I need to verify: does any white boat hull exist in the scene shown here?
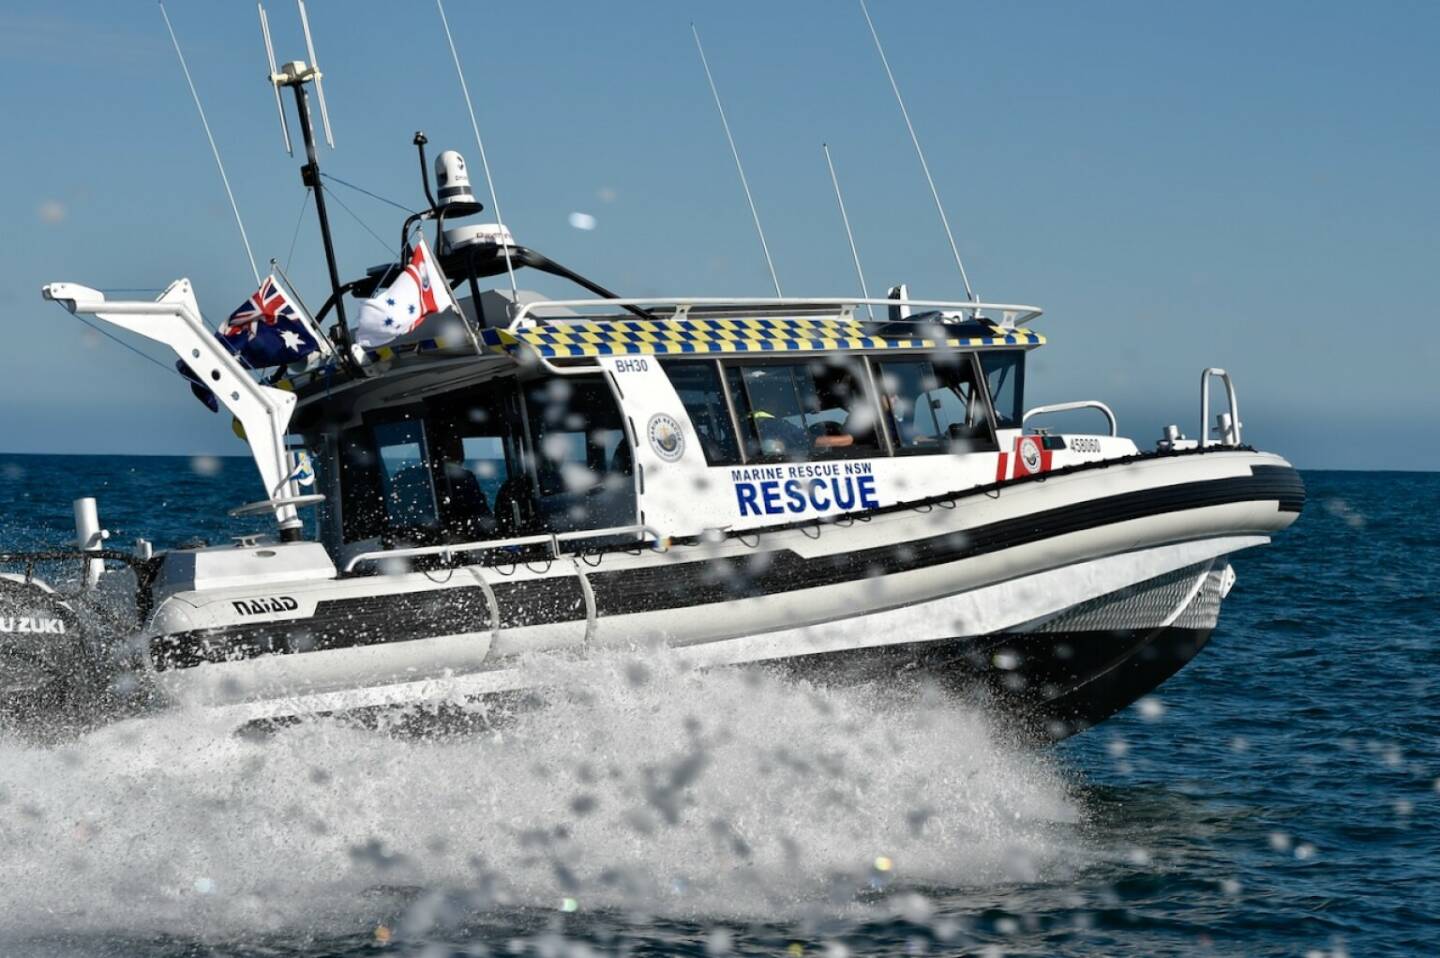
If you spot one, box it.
[141,447,1304,737]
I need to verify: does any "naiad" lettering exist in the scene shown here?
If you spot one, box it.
[231,596,300,616]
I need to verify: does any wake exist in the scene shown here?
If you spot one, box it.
[0,649,1085,945]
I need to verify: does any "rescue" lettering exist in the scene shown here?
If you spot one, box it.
[731,462,880,517]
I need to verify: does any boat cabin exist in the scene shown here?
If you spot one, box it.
[286,297,1048,570]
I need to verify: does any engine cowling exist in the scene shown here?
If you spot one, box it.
[0,575,92,728]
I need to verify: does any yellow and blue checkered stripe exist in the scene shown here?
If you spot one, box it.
[476,317,1043,359]
[281,317,1043,389]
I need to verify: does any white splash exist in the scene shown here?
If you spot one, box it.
[0,651,1083,943]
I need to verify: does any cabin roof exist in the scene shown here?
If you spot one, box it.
[284,311,1044,398]
[349,315,1044,366]
[480,315,1043,358]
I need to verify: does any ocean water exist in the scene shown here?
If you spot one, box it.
[0,455,1436,957]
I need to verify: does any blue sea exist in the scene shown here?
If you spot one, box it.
[0,455,1436,957]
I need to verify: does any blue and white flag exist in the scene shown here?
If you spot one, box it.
[220,275,319,368]
[353,236,457,348]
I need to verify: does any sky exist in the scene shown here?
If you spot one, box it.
[0,1,1435,469]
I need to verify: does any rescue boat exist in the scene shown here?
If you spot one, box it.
[4,245,1303,741]
[0,13,1303,741]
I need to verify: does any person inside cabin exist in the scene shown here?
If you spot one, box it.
[748,408,811,460]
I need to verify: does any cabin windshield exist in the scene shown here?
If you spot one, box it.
[334,374,636,548]
[875,354,997,453]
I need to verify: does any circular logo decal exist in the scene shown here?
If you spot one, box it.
[1020,437,1043,473]
[647,413,686,462]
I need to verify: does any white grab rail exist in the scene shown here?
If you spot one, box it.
[1023,401,1118,437]
[342,523,661,573]
[1200,368,1242,446]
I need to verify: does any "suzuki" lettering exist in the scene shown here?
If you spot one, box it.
[0,617,67,635]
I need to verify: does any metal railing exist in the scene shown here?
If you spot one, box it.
[342,523,662,573]
[506,296,1045,331]
[1022,401,1118,437]
[1200,368,1242,447]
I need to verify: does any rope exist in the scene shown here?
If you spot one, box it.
[321,183,397,256]
[319,172,418,215]
[285,189,311,271]
[69,312,178,377]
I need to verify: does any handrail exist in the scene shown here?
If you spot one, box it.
[1200,368,1242,447]
[342,523,659,573]
[506,296,1045,331]
[229,494,327,518]
[1023,401,1118,437]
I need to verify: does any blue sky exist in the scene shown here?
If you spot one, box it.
[0,1,1435,469]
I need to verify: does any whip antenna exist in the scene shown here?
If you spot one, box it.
[296,0,334,148]
[692,24,782,297]
[256,0,365,375]
[159,0,261,287]
[258,3,291,154]
[859,0,975,303]
[435,0,519,306]
[823,144,874,321]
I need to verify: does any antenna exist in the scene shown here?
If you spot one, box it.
[692,24,783,298]
[435,0,519,307]
[257,2,291,154]
[822,144,874,321]
[256,0,363,375]
[295,0,334,148]
[859,0,976,304]
[158,0,261,288]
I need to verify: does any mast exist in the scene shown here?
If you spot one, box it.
[287,75,347,336]
[259,1,363,371]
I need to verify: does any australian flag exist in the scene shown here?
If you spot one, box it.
[219,275,318,368]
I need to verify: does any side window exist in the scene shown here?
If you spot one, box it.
[339,426,384,542]
[729,361,881,462]
[372,419,439,530]
[523,378,636,533]
[726,365,761,460]
[424,380,524,541]
[661,361,742,465]
[878,355,996,453]
[979,350,1026,430]
[460,436,509,507]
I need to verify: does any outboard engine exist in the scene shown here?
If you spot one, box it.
[0,499,152,737]
[0,574,97,729]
